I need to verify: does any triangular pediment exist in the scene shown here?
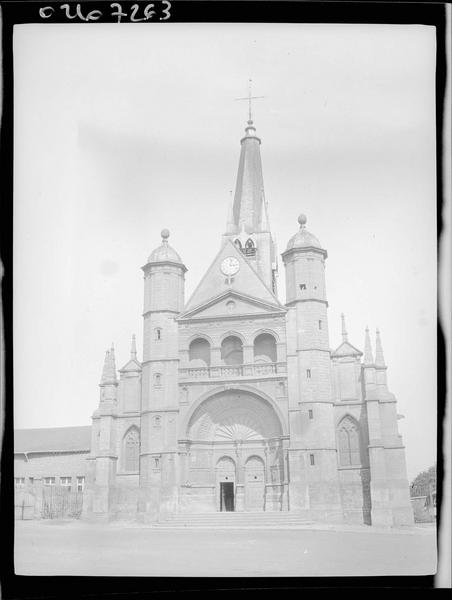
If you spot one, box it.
[331,341,363,358]
[118,358,142,373]
[184,239,280,312]
[178,289,286,321]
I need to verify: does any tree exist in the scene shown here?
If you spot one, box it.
[410,464,436,497]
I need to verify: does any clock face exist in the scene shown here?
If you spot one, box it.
[220,256,240,276]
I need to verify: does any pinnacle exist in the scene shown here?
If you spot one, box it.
[364,326,374,365]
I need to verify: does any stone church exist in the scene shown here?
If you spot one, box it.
[83,115,414,526]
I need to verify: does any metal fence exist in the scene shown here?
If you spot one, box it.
[15,487,84,519]
[42,486,83,519]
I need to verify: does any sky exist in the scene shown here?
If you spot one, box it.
[13,23,438,480]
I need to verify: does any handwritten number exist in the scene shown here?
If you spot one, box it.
[110,2,127,23]
[39,6,54,19]
[144,4,156,20]
[130,4,146,22]
[86,10,102,21]
[40,1,170,22]
[60,4,78,20]
[160,1,171,21]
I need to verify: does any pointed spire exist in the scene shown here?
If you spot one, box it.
[259,188,270,232]
[225,194,237,235]
[100,344,117,384]
[100,349,110,384]
[375,328,386,367]
[341,313,348,343]
[230,100,266,235]
[364,326,374,365]
[130,334,137,360]
[109,342,117,375]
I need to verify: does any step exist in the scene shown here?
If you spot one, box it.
[154,512,314,528]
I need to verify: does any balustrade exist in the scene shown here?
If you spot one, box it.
[179,362,286,380]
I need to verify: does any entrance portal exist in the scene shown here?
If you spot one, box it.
[220,482,235,511]
[216,456,236,512]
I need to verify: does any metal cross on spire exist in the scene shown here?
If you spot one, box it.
[235,79,265,122]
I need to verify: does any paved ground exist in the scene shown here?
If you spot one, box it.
[14,520,437,577]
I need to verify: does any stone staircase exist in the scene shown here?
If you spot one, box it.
[154,511,313,529]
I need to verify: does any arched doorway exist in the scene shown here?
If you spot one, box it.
[245,456,265,511]
[216,456,236,511]
[184,389,286,512]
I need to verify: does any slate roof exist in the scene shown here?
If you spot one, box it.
[14,426,92,454]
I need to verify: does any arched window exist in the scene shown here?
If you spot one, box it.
[253,333,277,363]
[338,417,361,466]
[154,373,162,387]
[221,335,243,365]
[245,238,256,256]
[153,415,161,428]
[154,328,162,341]
[124,428,140,472]
[189,338,211,366]
[234,239,242,250]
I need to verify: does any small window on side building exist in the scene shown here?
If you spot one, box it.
[306,369,311,378]
[309,454,315,466]
[60,477,72,491]
[308,409,314,420]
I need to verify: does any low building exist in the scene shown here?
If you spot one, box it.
[14,426,91,519]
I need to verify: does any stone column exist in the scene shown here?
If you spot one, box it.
[210,346,222,376]
[235,441,245,511]
[242,344,254,376]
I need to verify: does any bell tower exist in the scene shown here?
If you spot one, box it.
[223,94,278,295]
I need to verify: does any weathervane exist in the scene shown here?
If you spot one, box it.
[235,78,265,122]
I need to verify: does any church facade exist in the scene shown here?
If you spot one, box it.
[83,116,414,526]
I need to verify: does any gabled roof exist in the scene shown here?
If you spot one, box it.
[14,426,92,454]
[183,238,281,312]
[119,358,142,373]
[178,289,286,321]
[331,341,363,358]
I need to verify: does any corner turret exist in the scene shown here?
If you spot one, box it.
[139,229,186,519]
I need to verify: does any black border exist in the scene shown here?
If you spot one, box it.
[0,1,447,596]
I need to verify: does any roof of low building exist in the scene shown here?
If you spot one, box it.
[14,426,92,454]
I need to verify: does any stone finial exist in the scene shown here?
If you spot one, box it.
[341,313,348,343]
[375,328,386,367]
[364,326,374,365]
[161,229,170,242]
[131,334,137,360]
[298,214,307,228]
